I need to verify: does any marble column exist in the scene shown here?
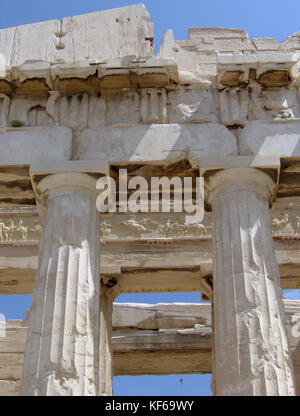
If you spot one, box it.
[206,167,296,396]
[21,172,100,396]
[99,287,114,396]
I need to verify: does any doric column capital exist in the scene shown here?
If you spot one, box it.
[199,156,280,210]
[30,160,109,215]
[36,171,97,199]
[205,167,277,208]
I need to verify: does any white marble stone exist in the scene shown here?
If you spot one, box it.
[106,91,140,126]
[12,61,51,85]
[50,60,97,80]
[59,5,154,62]
[239,120,300,156]
[2,4,300,398]
[219,88,249,126]
[248,86,300,121]
[158,30,217,87]
[87,95,106,128]
[0,5,154,78]
[0,127,72,163]
[0,20,60,68]
[21,172,101,396]
[140,89,167,124]
[168,90,219,123]
[73,123,237,161]
[8,97,52,127]
[252,38,279,51]
[207,168,296,396]
[0,26,15,73]
[59,93,89,131]
[99,290,113,396]
[0,94,10,127]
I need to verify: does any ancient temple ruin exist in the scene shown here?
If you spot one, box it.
[0,4,300,396]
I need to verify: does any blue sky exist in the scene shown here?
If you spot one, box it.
[1,0,300,397]
[2,0,300,52]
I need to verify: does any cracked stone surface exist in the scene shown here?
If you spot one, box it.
[209,168,296,396]
[21,174,100,396]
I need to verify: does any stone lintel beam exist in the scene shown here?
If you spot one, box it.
[4,156,300,210]
[1,238,300,295]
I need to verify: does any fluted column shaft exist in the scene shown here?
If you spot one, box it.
[21,173,100,396]
[99,288,113,396]
[208,168,295,396]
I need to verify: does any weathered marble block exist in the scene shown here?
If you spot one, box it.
[73,123,237,161]
[239,120,300,156]
[0,20,60,68]
[0,127,72,163]
[168,90,220,124]
[59,4,154,62]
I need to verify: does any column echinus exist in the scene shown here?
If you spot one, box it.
[21,161,108,396]
[202,158,296,396]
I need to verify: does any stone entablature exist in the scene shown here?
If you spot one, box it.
[2,6,300,162]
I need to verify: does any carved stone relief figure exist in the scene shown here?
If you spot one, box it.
[0,217,41,242]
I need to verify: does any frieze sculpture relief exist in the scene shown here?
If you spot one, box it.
[2,206,300,243]
[0,218,41,242]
